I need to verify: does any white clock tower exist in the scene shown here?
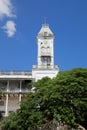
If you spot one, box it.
[32,24,59,81]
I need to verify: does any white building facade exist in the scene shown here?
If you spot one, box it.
[0,24,59,116]
[0,71,32,116]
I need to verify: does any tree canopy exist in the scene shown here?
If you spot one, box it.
[0,89,2,99]
[0,89,3,121]
[1,68,87,130]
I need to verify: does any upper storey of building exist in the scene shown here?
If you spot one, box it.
[37,24,54,39]
[0,71,32,80]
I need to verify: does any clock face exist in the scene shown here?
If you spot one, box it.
[40,40,50,49]
[40,40,48,46]
[44,40,48,44]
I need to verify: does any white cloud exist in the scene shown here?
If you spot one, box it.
[0,0,17,37]
[2,20,16,37]
[0,0,15,19]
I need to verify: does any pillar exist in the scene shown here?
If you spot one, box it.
[5,80,9,116]
[19,80,22,102]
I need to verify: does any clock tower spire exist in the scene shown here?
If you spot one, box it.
[37,24,54,69]
[32,24,59,81]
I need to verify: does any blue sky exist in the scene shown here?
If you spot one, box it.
[0,0,87,71]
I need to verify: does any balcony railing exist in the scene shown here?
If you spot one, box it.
[2,89,31,94]
[33,65,59,70]
[0,71,31,75]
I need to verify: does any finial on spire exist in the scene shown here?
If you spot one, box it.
[43,17,49,27]
[44,17,47,25]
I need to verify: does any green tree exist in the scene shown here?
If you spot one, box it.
[52,68,87,129]
[1,68,87,130]
[0,90,2,99]
[0,112,21,130]
[0,90,3,121]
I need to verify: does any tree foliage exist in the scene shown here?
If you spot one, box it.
[0,89,3,121]
[0,89,2,100]
[1,68,87,130]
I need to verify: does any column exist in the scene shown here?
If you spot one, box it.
[5,80,9,116]
[19,80,22,102]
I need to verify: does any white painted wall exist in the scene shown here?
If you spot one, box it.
[32,68,59,82]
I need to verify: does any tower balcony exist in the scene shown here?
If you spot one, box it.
[32,65,59,70]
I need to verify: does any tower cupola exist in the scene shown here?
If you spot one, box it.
[37,24,54,39]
